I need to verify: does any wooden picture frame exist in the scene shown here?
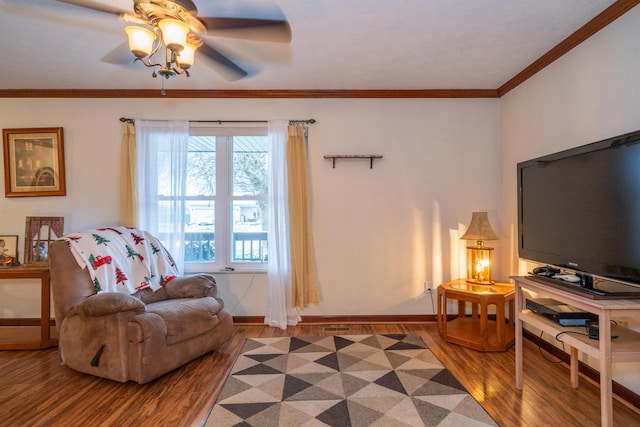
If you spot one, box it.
[0,235,20,267]
[3,127,66,197]
[24,216,64,265]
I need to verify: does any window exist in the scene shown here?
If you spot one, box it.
[181,126,268,272]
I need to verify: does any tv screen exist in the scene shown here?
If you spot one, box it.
[517,129,640,288]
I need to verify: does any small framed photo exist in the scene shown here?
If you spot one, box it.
[3,127,66,197]
[0,235,19,267]
[24,216,64,265]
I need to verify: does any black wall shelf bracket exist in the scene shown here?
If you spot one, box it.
[324,155,383,169]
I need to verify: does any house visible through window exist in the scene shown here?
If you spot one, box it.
[174,126,268,271]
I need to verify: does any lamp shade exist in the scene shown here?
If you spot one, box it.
[125,26,157,58]
[460,212,498,247]
[177,42,197,68]
[158,18,189,52]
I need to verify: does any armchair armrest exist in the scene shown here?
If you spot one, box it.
[71,292,146,317]
[164,273,217,299]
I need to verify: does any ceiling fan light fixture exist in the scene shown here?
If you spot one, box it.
[125,26,157,58]
[48,0,293,85]
[157,18,189,53]
[123,16,193,81]
[177,42,197,69]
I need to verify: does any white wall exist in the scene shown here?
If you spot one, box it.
[500,4,640,396]
[0,97,501,318]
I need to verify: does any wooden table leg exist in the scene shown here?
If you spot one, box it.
[570,347,579,388]
[495,299,505,349]
[479,300,488,348]
[599,310,613,427]
[437,287,447,338]
[515,283,523,390]
[40,269,52,348]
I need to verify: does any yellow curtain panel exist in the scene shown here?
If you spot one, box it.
[287,125,319,308]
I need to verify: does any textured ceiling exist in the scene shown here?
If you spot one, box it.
[0,0,618,91]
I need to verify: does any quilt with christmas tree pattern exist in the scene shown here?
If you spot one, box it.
[62,227,179,294]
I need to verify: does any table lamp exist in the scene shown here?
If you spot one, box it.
[461,212,499,284]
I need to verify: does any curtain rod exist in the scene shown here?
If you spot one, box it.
[119,117,316,125]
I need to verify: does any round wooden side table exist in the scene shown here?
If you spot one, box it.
[437,279,515,351]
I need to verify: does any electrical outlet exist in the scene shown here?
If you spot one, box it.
[424,281,433,292]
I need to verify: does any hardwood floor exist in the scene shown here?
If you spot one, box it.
[1,322,639,426]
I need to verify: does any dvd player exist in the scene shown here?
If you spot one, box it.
[525,298,598,326]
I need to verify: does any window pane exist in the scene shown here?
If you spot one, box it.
[232,200,267,262]
[232,136,268,196]
[187,136,216,197]
[185,200,215,262]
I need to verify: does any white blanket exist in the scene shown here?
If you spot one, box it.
[62,227,179,294]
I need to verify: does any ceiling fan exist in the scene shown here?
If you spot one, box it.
[56,0,292,80]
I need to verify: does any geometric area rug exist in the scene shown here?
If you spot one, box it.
[206,334,497,426]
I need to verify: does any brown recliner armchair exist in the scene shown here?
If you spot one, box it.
[49,236,233,384]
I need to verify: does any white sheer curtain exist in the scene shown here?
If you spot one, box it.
[265,120,301,329]
[134,119,189,274]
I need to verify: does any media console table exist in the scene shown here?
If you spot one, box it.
[0,265,56,350]
[512,275,640,427]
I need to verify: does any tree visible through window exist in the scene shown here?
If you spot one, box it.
[183,130,268,271]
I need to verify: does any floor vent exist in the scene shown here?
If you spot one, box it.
[323,327,351,332]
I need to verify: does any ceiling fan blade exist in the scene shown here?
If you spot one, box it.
[55,0,129,17]
[198,17,291,43]
[197,42,249,81]
[101,41,135,66]
[175,0,197,12]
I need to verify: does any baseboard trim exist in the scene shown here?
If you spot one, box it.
[0,318,55,327]
[232,316,265,325]
[232,314,435,325]
[301,314,435,324]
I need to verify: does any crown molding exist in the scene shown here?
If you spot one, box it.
[0,89,499,99]
[498,0,640,96]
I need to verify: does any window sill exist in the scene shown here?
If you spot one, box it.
[184,267,267,275]
[213,269,267,274]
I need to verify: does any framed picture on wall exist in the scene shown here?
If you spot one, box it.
[24,216,64,265]
[0,235,19,267]
[2,127,66,197]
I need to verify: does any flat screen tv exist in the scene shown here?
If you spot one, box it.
[517,129,640,297]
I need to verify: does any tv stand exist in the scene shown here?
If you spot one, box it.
[512,275,640,427]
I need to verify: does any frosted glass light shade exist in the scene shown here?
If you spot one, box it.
[158,18,189,52]
[125,26,156,58]
[177,43,197,68]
